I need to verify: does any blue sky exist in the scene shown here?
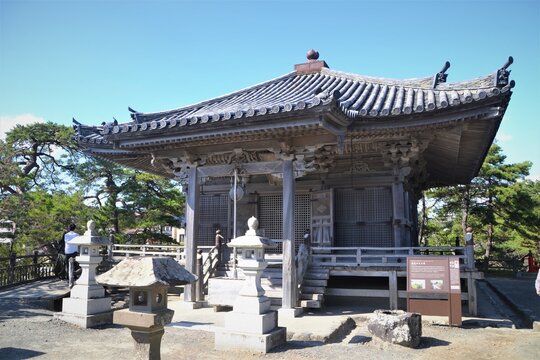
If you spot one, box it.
[1,0,539,178]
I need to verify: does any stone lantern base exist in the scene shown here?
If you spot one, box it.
[54,308,113,328]
[214,326,286,354]
[54,296,112,328]
[214,287,286,353]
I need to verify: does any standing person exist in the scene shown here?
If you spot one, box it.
[215,229,225,266]
[215,229,224,247]
[64,224,79,281]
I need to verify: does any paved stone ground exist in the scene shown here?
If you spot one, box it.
[0,275,539,359]
[483,274,540,328]
[0,298,539,360]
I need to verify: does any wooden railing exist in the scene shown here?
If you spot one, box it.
[111,244,215,263]
[0,254,55,288]
[111,244,187,261]
[112,243,218,298]
[311,245,475,270]
[201,245,221,293]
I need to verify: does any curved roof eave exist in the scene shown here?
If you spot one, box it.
[75,59,514,148]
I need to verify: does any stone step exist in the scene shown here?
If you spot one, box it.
[300,299,322,309]
[264,288,283,298]
[302,286,326,294]
[262,270,283,279]
[303,272,330,280]
[261,278,282,287]
[305,268,330,274]
[303,279,327,287]
[270,297,282,306]
[300,293,323,301]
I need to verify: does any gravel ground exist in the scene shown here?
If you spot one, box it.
[1,300,539,360]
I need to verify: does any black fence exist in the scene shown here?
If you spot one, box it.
[0,253,55,288]
[477,256,527,276]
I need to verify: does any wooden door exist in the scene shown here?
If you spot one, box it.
[310,189,333,247]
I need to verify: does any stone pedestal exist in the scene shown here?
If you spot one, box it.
[215,217,286,353]
[97,257,197,360]
[132,328,165,360]
[115,308,174,360]
[367,309,422,348]
[55,264,113,327]
[54,221,112,328]
[278,307,304,319]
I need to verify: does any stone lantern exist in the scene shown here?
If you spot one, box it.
[97,257,197,360]
[215,216,286,353]
[54,220,112,328]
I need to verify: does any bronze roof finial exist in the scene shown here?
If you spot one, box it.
[306,49,319,61]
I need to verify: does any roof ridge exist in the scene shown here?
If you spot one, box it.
[137,71,297,118]
[320,67,497,90]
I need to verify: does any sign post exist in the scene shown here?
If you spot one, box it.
[407,256,462,326]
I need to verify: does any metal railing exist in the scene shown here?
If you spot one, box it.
[0,254,55,288]
[311,245,475,269]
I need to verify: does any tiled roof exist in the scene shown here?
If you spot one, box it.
[76,60,514,145]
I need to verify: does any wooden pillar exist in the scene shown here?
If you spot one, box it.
[392,178,405,247]
[184,166,199,302]
[389,270,398,310]
[282,160,297,309]
[467,272,477,316]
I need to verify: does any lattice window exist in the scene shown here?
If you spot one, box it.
[258,193,311,253]
[198,194,229,247]
[335,188,393,247]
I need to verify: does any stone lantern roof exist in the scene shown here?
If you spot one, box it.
[70,220,111,246]
[96,257,197,287]
[228,217,277,249]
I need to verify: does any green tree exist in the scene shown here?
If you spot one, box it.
[0,121,185,253]
[1,122,78,196]
[70,156,131,234]
[422,144,539,262]
[121,172,184,243]
[0,190,94,256]
[471,144,533,261]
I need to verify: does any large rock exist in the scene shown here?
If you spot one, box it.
[367,310,422,348]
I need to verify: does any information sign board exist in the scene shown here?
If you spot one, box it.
[407,256,462,326]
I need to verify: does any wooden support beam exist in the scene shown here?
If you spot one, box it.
[282,159,297,309]
[389,270,398,310]
[392,179,405,247]
[467,272,477,316]
[184,166,199,302]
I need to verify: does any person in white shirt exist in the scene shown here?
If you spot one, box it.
[64,224,79,279]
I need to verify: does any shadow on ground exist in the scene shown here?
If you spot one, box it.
[0,347,45,359]
[0,300,52,322]
[417,337,451,348]
[269,340,325,353]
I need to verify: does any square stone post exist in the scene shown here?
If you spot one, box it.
[281,159,298,313]
[184,166,199,303]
